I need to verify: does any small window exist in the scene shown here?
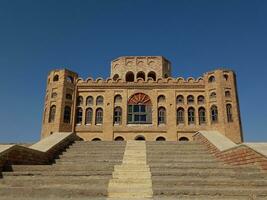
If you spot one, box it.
[96,96,104,106]
[197,95,205,104]
[126,71,135,82]
[208,76,215,83]
[198,107,206,125]
[223,74,229,81]
[113,74,119,81]
[177,108,184,124]
[48,105,56,123]
[63,106,71,123]
[77,96,83,106]
[210,92,216,99]
[225,91,231,97]
[158,107,166,125]
[51,92,57,98]
[66,94,72,100]
[156,136,166,141]
[85,108,93,125]
[96,108,103,125]
[226,104,233,122]
[86,96,94,106]
[114,95,122,104]
[76,107,83,124]
[187,95,194,104]
[114,107,122,125]
[179,137,189,142]
[67,76,73,83]
[137,71,146,81]
[188,107,195,125]
[53,75,59,82]
[164,73,169,78]
[115,136,124,141]
[147,71,156,81]
[211,105,218,123]
[176,95,184,104]
[158,95,166,103]
[92,138,101,141]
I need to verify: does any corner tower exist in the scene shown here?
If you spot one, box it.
[41,69,78,138]
[110,56,171,81]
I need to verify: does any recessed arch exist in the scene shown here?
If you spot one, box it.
[135,135,146,141]
[126,71,135,82]
[115,136,124,141]
[179,137,189,142]
[136,71,146,81]
[156,136,166,141]
[53,75,59,82]
[92,138,101,141]
[147,71,156,81]
[208,76,216,83]
[113,74,119,81]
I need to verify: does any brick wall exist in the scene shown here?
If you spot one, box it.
[194,133,267,171]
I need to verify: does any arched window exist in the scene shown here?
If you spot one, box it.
[225,91,231,97]
[51,92,57,98]
[135,135,145,140]
[211,105,218,123]
[158,95,166,103]
[77,96,83,106]
[66,94,72,100]
[53,75,59,82]
[198,107,206,125]
[158,107,166,125]
[187,95,194,104]
[49,105,56,123]
[176,95,184,104]
[223,74,229,81]
[114,95,122,104]
[226,104,233,122]
[125,71,135,82]
[179,137,189,141]
[177,108,184,124]
[127,93,152,124]
[147,71,156,81]
[95,108,103,125]
[197,95,205,104]
[208,76,216,83]
[96,96,104,106]
[63,106,71,123]
[156,136,166,141]
[114,106,122,125]
[115,136,124,141]
[137,71,146,81]
[92,138,101,141]
[76,107,83,124]
[86,96,94,106]
[188,107,195,125]
[210,92,216,99]
[85,108,93,125]
[113,74,119,81]
[67,76,73,83]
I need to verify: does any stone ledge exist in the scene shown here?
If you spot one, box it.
[193,131,267,171]
[0,132,78,175]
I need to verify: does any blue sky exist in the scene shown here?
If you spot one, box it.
[0,0,266,143]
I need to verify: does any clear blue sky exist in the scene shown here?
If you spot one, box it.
[0,0,266,143]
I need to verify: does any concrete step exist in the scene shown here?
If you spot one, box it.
[54,160,122,165]
[147,158,217,162]
[152,195,266,200]
[0,185,108,197]
[152,185,267,196]
[112,171,151,179]
[9,165,115,172]
[58,154,124,159]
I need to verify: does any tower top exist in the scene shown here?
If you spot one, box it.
[110,56,172,82]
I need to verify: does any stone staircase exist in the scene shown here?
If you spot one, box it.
[0,140,267,199]
[0,141,126,199]
[147,141,267,200]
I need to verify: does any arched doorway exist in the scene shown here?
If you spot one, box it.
[179,137,189,142]
[135,135,146,141]
[114,136,124,141]
[156,136,166,141]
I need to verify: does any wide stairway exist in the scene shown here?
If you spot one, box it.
[0,141,267,199]
[0,141,126,199]
[147,141,267,200]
